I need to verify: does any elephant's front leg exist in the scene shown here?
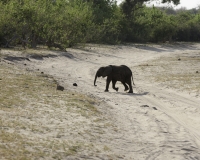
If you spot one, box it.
[105,78,111,92]
[112,80,118,92]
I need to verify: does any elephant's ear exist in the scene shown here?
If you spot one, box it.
[102,66,112,77]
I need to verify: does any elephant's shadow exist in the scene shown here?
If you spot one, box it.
[118,92,149,96]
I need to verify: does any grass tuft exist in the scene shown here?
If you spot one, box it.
[137,55,200,95]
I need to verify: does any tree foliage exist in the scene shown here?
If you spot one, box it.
[120,0,180,18]
[0,0,95,48]
[0,0,200,49]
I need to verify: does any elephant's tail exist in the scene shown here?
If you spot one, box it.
[132,75,135,85]
[94,72,98,86]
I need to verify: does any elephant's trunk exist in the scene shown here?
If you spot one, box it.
[94,72,98,86]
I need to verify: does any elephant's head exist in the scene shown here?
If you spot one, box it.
[94,66,112,86]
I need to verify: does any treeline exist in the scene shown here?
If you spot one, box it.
[0,0,200,49]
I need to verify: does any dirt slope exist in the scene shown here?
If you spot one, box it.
[1,43,200,159]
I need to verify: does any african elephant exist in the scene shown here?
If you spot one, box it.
[94,65,135,93]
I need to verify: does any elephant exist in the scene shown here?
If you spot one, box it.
[94,65,135,93]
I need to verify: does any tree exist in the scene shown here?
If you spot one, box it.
[0,0,95,48]
[175,11,200,41]
[120,0,180,18]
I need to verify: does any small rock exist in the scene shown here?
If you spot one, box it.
[196,71,198,73]
[24,63,27,66]
[57,84,64,91]
[178,58,181,61]
[153,107,157,110]
[73,83,78,86]
[56,135,62,138]
[140,105,149,107]
[26,58,30,61]
[41,72,44,74]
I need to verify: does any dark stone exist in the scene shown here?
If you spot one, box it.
[153,107,157,110]
[196,71,198,73]
[57,84,64,91]
[178,58,181,61]
[140,105,149,107]
[73,83,78,86]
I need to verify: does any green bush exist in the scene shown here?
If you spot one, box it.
[0,0,199,48]
[175,11,200,41]
[121,6,177,42]
[0,0,95,48]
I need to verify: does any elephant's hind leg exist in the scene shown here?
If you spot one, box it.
[126,79,133,93]
[122,82,129,91]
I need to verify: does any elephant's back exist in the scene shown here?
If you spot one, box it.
[120,65,132,74]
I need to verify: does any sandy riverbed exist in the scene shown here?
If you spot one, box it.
[1,43,200,159]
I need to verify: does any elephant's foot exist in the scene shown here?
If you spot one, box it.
[105,89,109,92]
[115,87,119,92]
[128,90,133,93]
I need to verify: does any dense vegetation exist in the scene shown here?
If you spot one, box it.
[0,0,199,49]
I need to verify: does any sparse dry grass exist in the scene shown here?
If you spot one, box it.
[137,54,200,95]
[0,61,110,159]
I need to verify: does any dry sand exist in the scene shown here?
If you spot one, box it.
[1,43,200,159]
